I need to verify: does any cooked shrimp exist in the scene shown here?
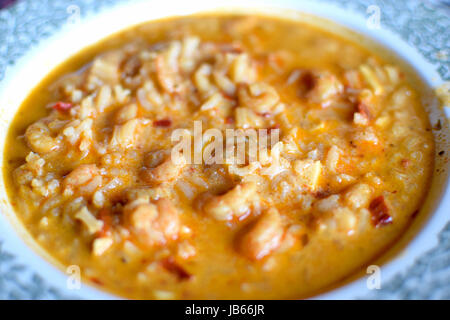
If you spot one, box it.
[64,164,102,195]
[238,208,284,260]
[306,72,344,105]
[124,198,181,246]
[25,121,61,154]
[237,82,280,113]
[203,182,257,221]
[141,150,187,185]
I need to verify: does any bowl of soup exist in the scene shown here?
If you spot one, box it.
[0,0,448,299]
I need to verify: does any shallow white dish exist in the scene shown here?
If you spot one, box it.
[0,0,448,299]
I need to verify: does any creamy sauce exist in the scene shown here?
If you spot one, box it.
[3,14,434,299]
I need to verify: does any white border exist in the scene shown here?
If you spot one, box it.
[0,0,448,299]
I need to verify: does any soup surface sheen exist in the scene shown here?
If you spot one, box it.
[4,14,434,299]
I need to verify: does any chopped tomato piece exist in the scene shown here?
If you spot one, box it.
[258,112,272,118]
[401,159,410,168]
[369,196,392,227]
[90,277,104,286]
[161,257,191,281]
[225,116,234,124]
[153,119,172,128]
[51,101,73,111]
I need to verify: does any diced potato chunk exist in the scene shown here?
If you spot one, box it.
[92,237,113,256]
[293,159,322,191]
[335,207,358,234]
[344,183,372,209]
[354,112,369,126]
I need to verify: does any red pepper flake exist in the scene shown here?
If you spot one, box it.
[90,277,104,286]
[153,119,172,128]
[161,257,191,281]
[51,101,73,112]
[313,190,331,199]
[401,159,410,168]
[301,72,316,92]
[369,196,392,228]
[258,112,272,118]
[295,70,316,97]
[225,116,234,124]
